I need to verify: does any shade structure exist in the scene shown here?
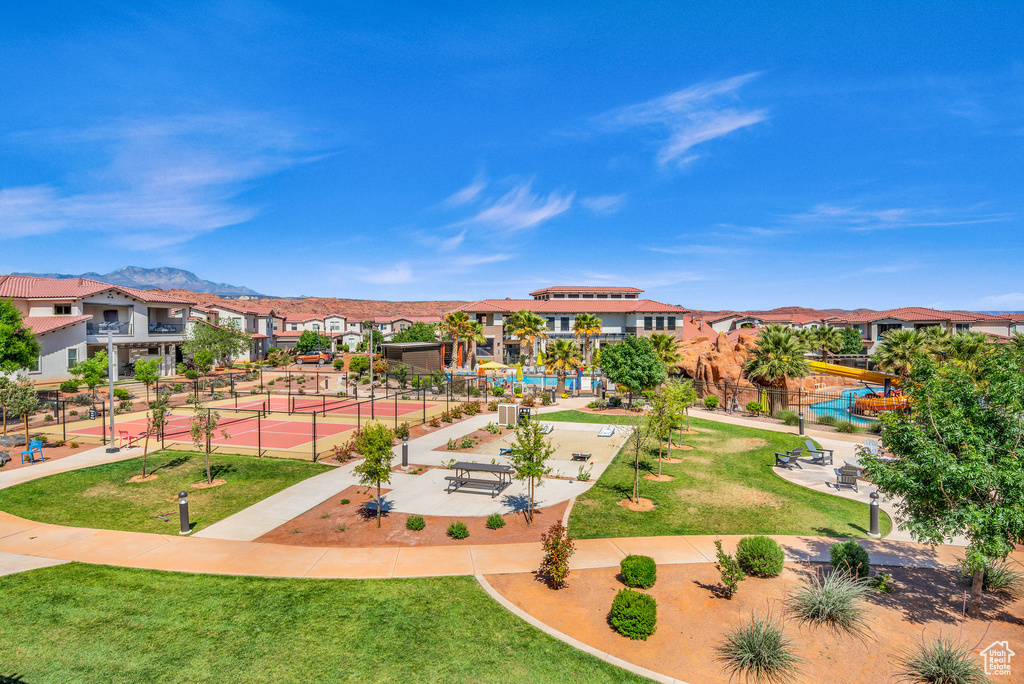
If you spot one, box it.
[477,361,507,370]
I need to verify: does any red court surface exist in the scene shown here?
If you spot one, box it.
[69,413,355,449]
[229,396,438,418]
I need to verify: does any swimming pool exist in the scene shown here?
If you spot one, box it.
[808,387,882,426]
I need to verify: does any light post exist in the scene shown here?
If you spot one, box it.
[103,323,119,453]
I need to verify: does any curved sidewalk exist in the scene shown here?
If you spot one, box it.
[0,510,979,579]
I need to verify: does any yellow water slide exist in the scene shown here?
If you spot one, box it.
[807,360,899,386]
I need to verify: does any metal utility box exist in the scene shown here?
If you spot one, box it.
[497,403,519,427]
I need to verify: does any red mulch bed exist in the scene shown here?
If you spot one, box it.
[256,484,566,547]
[0,440,96,471]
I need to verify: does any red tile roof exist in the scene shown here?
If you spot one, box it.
[284,313,324,322]
[22,315,92,335]
[830,307,1004,324]
[0,275,194,304]
[455,299,687,314]
[202,301,275,317]
[529,285,644,296]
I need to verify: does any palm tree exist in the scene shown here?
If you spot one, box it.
[944,330,990,374]
[808,326,844,362]
[466,320,487,369]
[919,326,950,360]
[541,339,583,396]
[572,313,602,366]
[505,309,548,366]
[873,328,925,377]
[743,325,810,410]
[649,332,681,369]
[440,311,472,368]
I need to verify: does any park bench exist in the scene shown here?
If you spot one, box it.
[445,461,514,498]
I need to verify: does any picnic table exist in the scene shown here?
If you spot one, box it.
[444,461,514,498]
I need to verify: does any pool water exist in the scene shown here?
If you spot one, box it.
[808,387,882,426]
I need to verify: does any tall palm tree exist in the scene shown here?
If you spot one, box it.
[572,313,602,366]
[919,326,950,360]
[440,311,472,368]
[808,325,844,362]
[743,325,810,410]
[541,339,583,395]
[873,328,925,378]
[944,330,990,375]
[466,320,487,369]
[649,332,681,369]
[505,309,548,366]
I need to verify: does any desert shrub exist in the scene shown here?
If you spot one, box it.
[539,521,575,589]
[333,358,345,371]
[450,407,463,420]
[446,520,469,539]
[897,638,988,684]
[620,555,657,589]
[607,395,622,408]
[69,441,79,448]
[774,409,798,426]
[869,573,896,593]
[184,370,199,380]
[736,536,785,578]
[113,387,130,400]
[745,401,764,415]
[440,410,453,423]
[714,539,746,598]
[468,386,481,397]
[716,613,801,684]
[359,377,370,385]
[484,422,502,434]
[43,414,53,423]
[340,498,350,505]
[521,395,535,407]
[119,400,133,412]
[830,541,870,579]
[541,394,551,406]
[429,417,440,428]
[463,402,481,416]
[835,420,859,433]
[958,556,1024,595]
[491,386,504,396]
[609,589,657,640]
[69,409,78,416]
[787,569,870,636]
[588,398,607,410]
[406,515,426,531]
[817,415,837,427]
[393,422,410,440]
[704,395,719,410]
[486,513,506,530]
[487,400,499,411]
[458,436,475,449]
[59,379,81,393]
[513,386,523,397]
[73,394,92,406]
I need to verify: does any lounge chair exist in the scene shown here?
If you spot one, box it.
[20,440,44,464]
[597,426,615,437]
[774,452,798,469]
[834,465,859,492]
[805,439,833,464]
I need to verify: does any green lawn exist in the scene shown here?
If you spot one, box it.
[566,413,891,540]
[540,409,638,424]
[0,564,650,684]
[0,451,331,534]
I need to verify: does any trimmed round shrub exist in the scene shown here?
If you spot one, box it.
[704,395,719,410]
[113,387,130,400]
[736,536,785,578]
[830,541,870,579]
[609,589,657,640]
[59,379,81,393]
[446,520,469,539]
[406,515,425,531]
[485,513,506,530]
[620,555,657,589]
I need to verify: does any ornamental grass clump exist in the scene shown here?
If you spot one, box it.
[787,569,870,637]
[485,513,506,530]
[620,555,657,589]
[957,556,1023,596]
[736,536,785,578]
[609,589,657,640]
[406,515,425,531]
[897,638,989,684]
[716,613,801,684]
[446,520,469,539]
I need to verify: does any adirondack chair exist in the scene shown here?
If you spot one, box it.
[834,465,859,492]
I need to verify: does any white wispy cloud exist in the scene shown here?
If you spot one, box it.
[976,292,1024,308]
[452,181,574,231]
[352,262,414,285]
[647,244,736,256]
[592,73,768,167]
[787,203,1012,232]
[0,112,322,248]
[581,194,626,215]
[443,177,487,207]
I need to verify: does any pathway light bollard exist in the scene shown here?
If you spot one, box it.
[798,411,805,436]
[868,491,881,538]
[402,435,408,468]
[179,491,192,535]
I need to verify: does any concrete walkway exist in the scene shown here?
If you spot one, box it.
[0,550,68,577]
[0,510,997,579]
[0,442,143,489]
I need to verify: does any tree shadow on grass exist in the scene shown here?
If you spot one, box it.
[0,674,28,683]
[208,464,236,480]
[148,455,189,475]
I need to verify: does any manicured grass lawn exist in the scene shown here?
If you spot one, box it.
[0,451,331,534]
[0,564,650,684]
[567,414,891,540]
[540,410,638,424]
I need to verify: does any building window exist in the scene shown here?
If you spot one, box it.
[290,323,298,331]
[67,348,78,370]
[560,317,569,331]
[27,355,40,373]
[547,317,555,330]
[644,317,653,330]
[876,323,902,340]
[954,323,971,333]
[667,316,676,330]
[330,322,339,331]
[272,322,279,331]
[54,305,71,315]
[313,324,320,331]
[655,317,664,330]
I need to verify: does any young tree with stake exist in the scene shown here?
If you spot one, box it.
[140,394,170,481]
[354,423,396,528]
[9,379,39,450]
[189,396,224,485]
[70,350,108,402]
[133,358,160,403]
[508,419,554,524]
[623,410,655,504]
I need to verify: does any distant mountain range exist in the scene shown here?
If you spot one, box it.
[14,266,263,297]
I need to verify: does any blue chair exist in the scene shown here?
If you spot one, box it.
[21,440,44,464]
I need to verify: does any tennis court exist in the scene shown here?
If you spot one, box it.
[225,395,439,418]
[69,412,355,450]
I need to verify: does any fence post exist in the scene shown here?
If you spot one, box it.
[422,386,426,424]
[394,393,398,430]
[257,413,261,458]
[62,400,66,442]
[357,402,361,429]
[312,411,317,462]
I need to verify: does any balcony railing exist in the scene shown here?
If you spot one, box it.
[148,322,184,334]
[87,321,132,335]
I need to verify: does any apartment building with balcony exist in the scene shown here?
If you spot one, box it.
[824,307,1014,354]
[201,302,277,361]
[0,275,195,383]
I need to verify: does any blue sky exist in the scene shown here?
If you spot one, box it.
[1,2,1022,310]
